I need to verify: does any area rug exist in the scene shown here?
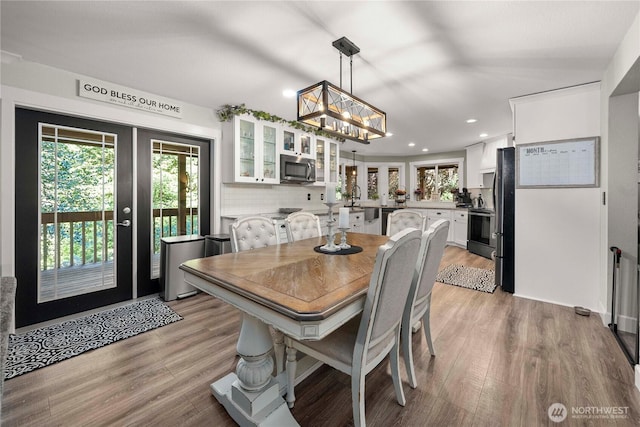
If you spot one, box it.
[436,264,496,293]
[5,297,182,379]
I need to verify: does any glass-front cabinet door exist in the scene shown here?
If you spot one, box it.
[261,123,278,183]
[328,140,338,182]
[314,138,340,185]
[282,129,295,156]
[299,133,313,157]
[316,138,326,183]
[281,128,314,159]
[230,116,279,184]
[237,118,256,181]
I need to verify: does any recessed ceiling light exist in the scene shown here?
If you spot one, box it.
[422,148,429,152]
[479,133,488,138]
[385,132,393,137]
[282,89,296,98]
[408,142,415,147]
[466,119,477,124]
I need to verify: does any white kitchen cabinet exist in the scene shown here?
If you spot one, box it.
[427,209,453,242]
[222,115,280,184]
[281,128,315,159]
[364,217,381,235]
[466,143,483,188]
[315,138,340,185]
[479,135,510,173]
[452,210,468,248]
[350,212,365,232]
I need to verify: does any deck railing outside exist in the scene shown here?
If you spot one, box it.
[41,208,198,270]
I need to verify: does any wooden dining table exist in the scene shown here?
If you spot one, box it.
[180,232,389,427]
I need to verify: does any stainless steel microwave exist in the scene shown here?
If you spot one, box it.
[280,154,316,183]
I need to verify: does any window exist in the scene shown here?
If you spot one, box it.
[388,167,400,198]
[410,158,463,202]
[367,167,378,199]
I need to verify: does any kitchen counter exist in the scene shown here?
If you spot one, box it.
[220,204,471,221]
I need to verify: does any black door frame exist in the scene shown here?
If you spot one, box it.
[15,108,133,328]
[135,128,211,297]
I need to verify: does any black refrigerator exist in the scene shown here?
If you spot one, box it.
[494,147,515,293]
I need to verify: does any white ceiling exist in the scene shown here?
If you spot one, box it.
[1,1,638,156]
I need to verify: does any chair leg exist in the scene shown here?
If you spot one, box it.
[351,369,366,427]
[285,346,297,408]
[401,320,418,389]
[423,302,435,357]
[390,340,406,406]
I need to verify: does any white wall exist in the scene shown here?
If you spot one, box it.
[511,83,601,310]
[0,59,222,276]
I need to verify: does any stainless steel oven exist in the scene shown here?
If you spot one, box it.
[467,208,496,259]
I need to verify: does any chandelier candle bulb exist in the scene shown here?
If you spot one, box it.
[326,183,336,203]
[338,208,350,229]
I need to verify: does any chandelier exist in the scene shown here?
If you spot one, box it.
[297,37,387,144]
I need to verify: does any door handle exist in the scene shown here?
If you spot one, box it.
[117,219,131,227]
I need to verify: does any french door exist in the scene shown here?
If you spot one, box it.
[135,128,210,297]
[15,109,133,327]
[14,110,212,327]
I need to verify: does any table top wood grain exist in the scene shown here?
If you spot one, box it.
[180,233,389,321]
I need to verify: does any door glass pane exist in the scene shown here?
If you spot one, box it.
[151,140,200,278]
[39,124,116,302]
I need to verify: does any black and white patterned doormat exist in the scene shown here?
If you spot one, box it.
[5,297,182,379]
[436,264,496,293]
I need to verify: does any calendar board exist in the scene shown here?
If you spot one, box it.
[516,137,599,188]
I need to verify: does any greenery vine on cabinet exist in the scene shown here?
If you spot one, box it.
[216,104,345,142]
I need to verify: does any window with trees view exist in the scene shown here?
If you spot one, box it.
[411,160,461,201]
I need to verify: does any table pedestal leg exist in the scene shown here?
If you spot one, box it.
[210,313,299,426]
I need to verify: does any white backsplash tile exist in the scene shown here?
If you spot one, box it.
[221,183,329,215]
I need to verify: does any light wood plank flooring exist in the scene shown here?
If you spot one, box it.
[4,246,640,426]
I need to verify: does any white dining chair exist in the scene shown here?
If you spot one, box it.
[284,228,423,427]
[402,219,449,388]
[284,211,322,242]
[386,209,426,236]
[229,215,280,253]
[229,215,285,372]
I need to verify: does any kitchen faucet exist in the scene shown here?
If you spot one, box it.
[349,184,361,207]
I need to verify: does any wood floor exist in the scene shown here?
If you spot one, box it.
[4,246,640,426]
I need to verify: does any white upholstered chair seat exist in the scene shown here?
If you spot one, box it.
[285,228,423,427]
[386,209,426,236]
[285,211,322,242]
[402,219,449,388]
[230,216,280,252]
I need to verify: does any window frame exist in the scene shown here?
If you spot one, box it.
[409,157,464,202]
[362,162,405,201]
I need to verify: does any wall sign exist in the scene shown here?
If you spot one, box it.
[78,79,183,118]
[516,137,600,188]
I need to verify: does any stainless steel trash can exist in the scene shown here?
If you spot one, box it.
[160,235,205,301]
[204,234,231,257]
